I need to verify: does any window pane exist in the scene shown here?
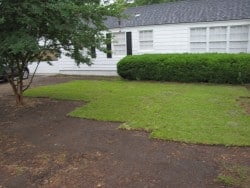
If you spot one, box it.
[190,28,206,42]
[139,30,153,50]
[209,42,227,53]
[229,25,249,53]
[144,30,153,40]
[113,32,126,55]
[230,33,248,41]
[139,30,153,41]
[190,42,206,52]
[113,32,125,44]
[209,26,227,41]
[230,25,249,41]
[229,41,248,53]
[140,41,153,50]
[230,25,249,34]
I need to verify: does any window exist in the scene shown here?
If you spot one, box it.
[190,27,207,53]
[209,26,227,52]
[190,25,249,53]
[113,32,126,55]
[139,30,153,50]
[229,25,249,53]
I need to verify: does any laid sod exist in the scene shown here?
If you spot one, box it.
[25,80,250,146]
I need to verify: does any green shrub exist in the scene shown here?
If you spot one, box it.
[117,54,250,84]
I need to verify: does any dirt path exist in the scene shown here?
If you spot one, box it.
[0,76,249,188]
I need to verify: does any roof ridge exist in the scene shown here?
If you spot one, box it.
[126,0,206,10]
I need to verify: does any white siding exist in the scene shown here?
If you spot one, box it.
[29,19,250,76]
[100,0,134,5]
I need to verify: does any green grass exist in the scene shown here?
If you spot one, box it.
[25,80,250,146]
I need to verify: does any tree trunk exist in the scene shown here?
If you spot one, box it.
[8,77,24,106]
[18,78,24,105]
[15,92,24,106]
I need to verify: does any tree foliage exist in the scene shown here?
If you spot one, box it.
[0,0,121,105]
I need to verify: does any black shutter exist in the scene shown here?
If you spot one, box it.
[126,32,132,55]
[91,47,96,58]
[106,33,112,58]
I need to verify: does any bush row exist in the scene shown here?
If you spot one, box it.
[117,53,250,84]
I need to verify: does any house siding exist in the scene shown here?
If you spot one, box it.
[29,19,250,76]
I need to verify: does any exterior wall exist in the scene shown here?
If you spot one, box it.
[100,0,115,5]
[100,0,134,5]
[29,19,250,76]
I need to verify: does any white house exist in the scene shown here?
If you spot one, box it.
[30,0,250,76]
[101,0,134,5]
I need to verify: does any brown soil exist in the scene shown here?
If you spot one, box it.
[0,75,249,188]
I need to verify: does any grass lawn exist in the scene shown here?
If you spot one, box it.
[25,80,250,146]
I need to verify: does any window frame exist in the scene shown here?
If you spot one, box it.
[229,25,249,53]
[139,29,154,51]
[209,26,227,53]
[189,24,250,53]
[190,27,207,53]
[112,32,127,56]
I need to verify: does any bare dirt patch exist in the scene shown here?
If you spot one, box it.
[238,96,250,115]
[0,76,249,188]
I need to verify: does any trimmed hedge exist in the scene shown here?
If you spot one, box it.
[117,54,250,84]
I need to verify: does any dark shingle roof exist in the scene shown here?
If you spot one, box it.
[105,0,250,28]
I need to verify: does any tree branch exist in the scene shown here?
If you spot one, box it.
[23,39,48,92]
[22,61,40,92]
